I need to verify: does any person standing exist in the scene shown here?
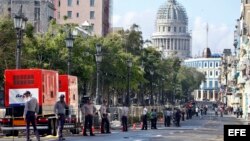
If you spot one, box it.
[23,91,40,141]
[121,105,129,132]
[141,106,148,130]
[54,94,68,141]
[100,100,111,134]
[81,98,96,136]
[175,109,181,127]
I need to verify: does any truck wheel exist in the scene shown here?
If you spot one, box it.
[48,119,57,136]
[6,130,18,136]
[52,119,57,136]
[70,128,80,134]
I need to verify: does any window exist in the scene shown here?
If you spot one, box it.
[90,11,95,19]
[174,27,176,32]
[215,81,218,88]
[67,11,72,18]
[204,81,207,88]
[179,27,181,32]
[68,0,72,6]
[76,12,79,17]
[204,62,207,67]
[58,0,60,7]
[167,39,170,49]
[34,7,40,20]
[35,1,40,6]
[210,71,213,76]
[163,26,165,32]
[168,27,171,32]
[209,81,213,88]
[77,0,79,5]
[90,0,95,6]
[57,12,60,19]
[210,63,213,67]
[183,27,186,33]
[215,62,218,67]
[204,71,207,76]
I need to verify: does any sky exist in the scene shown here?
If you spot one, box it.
[113,0,241,57]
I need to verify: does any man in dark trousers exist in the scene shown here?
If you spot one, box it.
[141,105,148,130]
[23,91,40,141]
[81,98,96,136]
[54,94,68,141]
[121,105,129,131]
[100,100,111,133]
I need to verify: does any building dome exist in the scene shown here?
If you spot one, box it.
[152,0,191,59]
[156,0,188,25]
[202,48,212,58]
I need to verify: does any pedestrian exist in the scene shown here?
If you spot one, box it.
[54,94,68,141]
[121,104,129,131]
[150,109,155,129]
[81,98,96,136]
[154,109,158,129]
[141,105,148,130]
[23,91,40,141]
[100,100,111,134]
[181,108,185,121]
[175,109,181,127]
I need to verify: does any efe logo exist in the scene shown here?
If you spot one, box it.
[228,129,246,136]
[224,125,249,141]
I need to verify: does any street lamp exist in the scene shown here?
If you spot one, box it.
[126,59,132,106]
[149,69,154,106]
[65,29,74,75]
[14,5,28,69]
[95,44,102,105]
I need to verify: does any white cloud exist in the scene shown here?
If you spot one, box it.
[112,9,156,40]
[192,17,234,57]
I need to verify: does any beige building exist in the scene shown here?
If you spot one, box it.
[54,0,111,36]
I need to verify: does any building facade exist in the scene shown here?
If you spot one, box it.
[184,48,221,102]
[54,0,111,36]
[152,0,191,59]
[0,0,55,33]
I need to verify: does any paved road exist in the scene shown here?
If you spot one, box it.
[0,110,246,141]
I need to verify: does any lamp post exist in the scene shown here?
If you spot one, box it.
[126,59,132,106]
[14,5,27,69]
[65,29,74,75]
[150,69,154,106]
[95,44,102,105]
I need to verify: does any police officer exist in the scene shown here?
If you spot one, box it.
[141,105,148,130]
[121,104,129,132]
[100,100,111,133]
[23,91,40,141]
[81,98,96,136]
[54,94,68,141]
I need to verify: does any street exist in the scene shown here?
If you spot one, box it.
[0,110,246,141]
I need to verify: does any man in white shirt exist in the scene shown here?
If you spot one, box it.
[141,106,148,130]
[121,105,129,131]
[100,100,110,133]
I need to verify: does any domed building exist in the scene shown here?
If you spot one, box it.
[152,0,191,59]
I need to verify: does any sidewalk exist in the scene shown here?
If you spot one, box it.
[222,113,249,125]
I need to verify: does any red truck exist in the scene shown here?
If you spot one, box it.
[0,69,78,136]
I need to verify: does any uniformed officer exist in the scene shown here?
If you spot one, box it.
[54,94,68,141]
[141,105,148,130]
[81,98,96,136]
[100,100,111,133]
[121,105,129,132]
[23,91,40,141]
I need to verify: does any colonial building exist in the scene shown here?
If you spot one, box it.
[54,0,111,36]
[184,48,221,102]
[0,0,55,33]
[152,0,191,59]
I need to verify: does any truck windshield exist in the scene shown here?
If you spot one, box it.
[5,106,25,117]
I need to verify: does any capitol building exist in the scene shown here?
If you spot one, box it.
[152,0,191,59]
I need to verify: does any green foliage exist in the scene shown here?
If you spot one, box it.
[0,17,204,104]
